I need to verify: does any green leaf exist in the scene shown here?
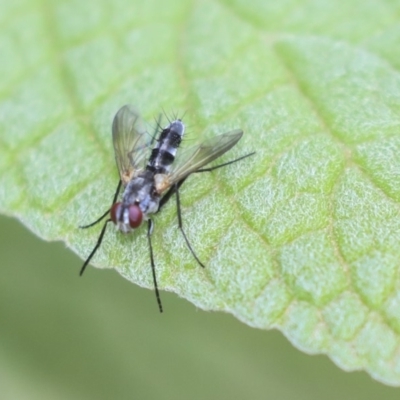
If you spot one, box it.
[2,0,400,386]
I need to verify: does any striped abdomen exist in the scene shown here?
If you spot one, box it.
[147,119,185,174]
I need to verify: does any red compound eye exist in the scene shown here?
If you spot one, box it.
[110,202,121,224]
[128,204,142,228]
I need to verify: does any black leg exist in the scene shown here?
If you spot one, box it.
[195,151,255,173]
[80,219,112,276]
[147,219,163,313]
[158,152,255,212]
[80,180,122,229]
[158,177,187,212]
[157,151,254,269]
[174,183,205,268]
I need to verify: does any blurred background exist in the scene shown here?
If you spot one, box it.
[1,214,399,400]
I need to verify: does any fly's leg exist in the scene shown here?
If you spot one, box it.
[156,151,255,268]
[147,219,163,313]
[80,219,112,276]
[174,182,205,268]
[157,177,187,212]
[195,151,255,173]
[79,180,122,275]
[157,151,255,212]
[79,180,122,229]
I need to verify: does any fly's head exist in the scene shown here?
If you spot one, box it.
[110,201,142,233]
[110,172,160,233]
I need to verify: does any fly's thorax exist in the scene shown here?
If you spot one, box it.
[111,175,160,233]
[120,170,160,219]
[122,171,153,204]
[147,119,185,175]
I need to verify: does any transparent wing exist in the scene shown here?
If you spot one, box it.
[112,105,151,185]
[167,129,243,187]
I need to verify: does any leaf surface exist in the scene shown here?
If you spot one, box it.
[2,0,400,385]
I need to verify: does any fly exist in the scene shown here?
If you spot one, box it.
[80,105,254,312]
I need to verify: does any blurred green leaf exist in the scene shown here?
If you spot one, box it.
[2,0,400,386]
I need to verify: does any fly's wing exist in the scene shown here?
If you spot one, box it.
[112,105,150,185]
[166,129,243,189]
